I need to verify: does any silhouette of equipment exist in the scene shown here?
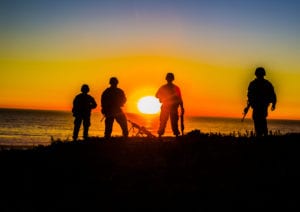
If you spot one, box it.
[241,104,250,122]
[128,120,157,138]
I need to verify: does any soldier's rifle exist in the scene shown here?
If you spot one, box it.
[180,108,184,135]
[241,103,250,122]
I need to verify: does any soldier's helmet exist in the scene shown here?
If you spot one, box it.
[255,67,266,77]
[109,77,119,86]
[165,73,175,82]
[81,84,90,93]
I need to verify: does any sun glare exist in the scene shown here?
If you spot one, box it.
[137,96,161,114]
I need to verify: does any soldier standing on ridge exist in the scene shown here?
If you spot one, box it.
[246,67,277,137]
[156,72,184,138]
[101,77,129,139]
[72,84,97,141]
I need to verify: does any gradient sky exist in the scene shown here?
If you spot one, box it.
[1,0,300,119]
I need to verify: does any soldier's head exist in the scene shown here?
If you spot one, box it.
[109,77,119,87]
[165,72,175,83]
[255,67,266,78]
[81,84,90,94]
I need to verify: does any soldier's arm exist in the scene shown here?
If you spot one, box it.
[90,96,97,109]
[176,86,184,113]
[269,82,276,110]
[271,87,276,110]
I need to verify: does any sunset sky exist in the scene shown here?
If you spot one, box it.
[1,0,300,119]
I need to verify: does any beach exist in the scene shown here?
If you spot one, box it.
[1,133,300,211]
[1,108,300,147]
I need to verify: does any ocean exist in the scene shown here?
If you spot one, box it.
[0,108,299,147]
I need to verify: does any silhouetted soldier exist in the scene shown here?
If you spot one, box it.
[72,84,97,141]
[156,73,184,137]
[246,67,277,137]
[101,77,129,139]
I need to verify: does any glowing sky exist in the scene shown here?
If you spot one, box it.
[1,0,300,119]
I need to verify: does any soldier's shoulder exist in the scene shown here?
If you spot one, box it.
[75,93,83,98]
[264,79,273,83]
[173,83,181,89]
[117,87,125,93]
[248,79,256,86]
[102,87,111,93]
[87,94,96,99]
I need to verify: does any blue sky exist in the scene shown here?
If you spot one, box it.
[1,0,299,60]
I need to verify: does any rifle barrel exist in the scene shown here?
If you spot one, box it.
[241,105,250,122]
[241,113,246,122]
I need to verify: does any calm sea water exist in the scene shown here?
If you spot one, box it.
[0,108,299,146]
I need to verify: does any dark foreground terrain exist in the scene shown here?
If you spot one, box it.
[1,132,300,211]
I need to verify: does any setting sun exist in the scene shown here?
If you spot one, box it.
[137,96,161,114]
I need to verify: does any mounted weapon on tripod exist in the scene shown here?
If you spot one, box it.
[128,120,157,138]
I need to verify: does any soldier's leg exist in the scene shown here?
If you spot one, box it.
[170,107,180,136]
[253,108,268,137]
[104,116,114,139]
[83,116,91,140]
[253,117,262,137]
[254,115,267,137]
[261,117,268,136]
[158,107,169,136]
[262,107,269,136]
[73,117,82,140]
[116,113,128,137]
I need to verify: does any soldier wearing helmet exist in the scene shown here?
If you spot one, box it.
[247,67,277,137]
[255,67,266,77]
[101,77,128,139]
[72,84,97,141]
[156,72,184,137]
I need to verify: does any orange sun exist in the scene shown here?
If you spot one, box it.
[137,96,161,114]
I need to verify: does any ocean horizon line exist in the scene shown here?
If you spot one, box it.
[0,107,299,122]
